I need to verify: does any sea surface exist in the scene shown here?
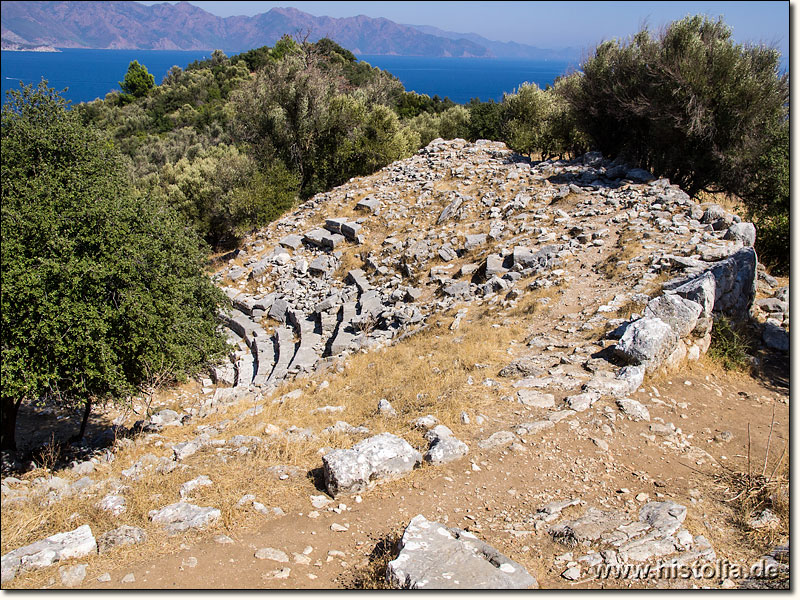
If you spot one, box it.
[1,48,576,106]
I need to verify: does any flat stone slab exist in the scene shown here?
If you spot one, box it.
[279,234,303,250]
[323,433,422,496]
[386,515,538,589]
[149,502,221,534]
[1,524,97,584]
[517,390,555,408]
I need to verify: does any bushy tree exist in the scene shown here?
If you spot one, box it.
[502,83,554,156]
[1,82,228,450]
[563,16,788,197]
[466,98,503,142]
[155,144,298,247]
[231,51,341,195]
[119,60,155,101]
[501,80,589,159]
[232,47,418,198]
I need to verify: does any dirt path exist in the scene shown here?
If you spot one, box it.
[82,361,787,589]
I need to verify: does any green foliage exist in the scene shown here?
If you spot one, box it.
[502,83,554,156]
[564,16,788,196]
[1,82,228,447]
[502,79,589,159]
[119,60,155,101]
[466,98,503,141]
[227,161,299,239]
[737,119,789,274]
[395,92,456,119]
[546,74,590,158]
[152,144,299,247]
[753,212,789,277]
[404,105,469,147]
[708,316,755,372]
[232,48,417,198]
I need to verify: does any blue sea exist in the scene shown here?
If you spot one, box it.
[1,48,575,106]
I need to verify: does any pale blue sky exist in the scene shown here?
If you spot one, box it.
[137,1,789,56]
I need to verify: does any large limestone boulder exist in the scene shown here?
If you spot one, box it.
[386,515,538,589]
[1,524,97,584]
[643,294,702,338]
[323,433,422,497]
[615,317,679,368]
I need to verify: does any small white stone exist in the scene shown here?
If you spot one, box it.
[97,573,111,583]
[255,547,289,562]
[214,534,235,544]
[262,568,291,580]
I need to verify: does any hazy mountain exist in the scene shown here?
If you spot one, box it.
[0,1,491,56]
[408,24,582,61]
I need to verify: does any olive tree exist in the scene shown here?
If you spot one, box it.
[563,16,788,197]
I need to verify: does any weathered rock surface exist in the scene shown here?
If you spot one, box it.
[323,433,422,496]
[615,317,679,368]
[59,563,87,587]
[148,502,221,534]
[97,525,148,554]
[1,524,97,584]
[616,398,651,422]
[386,514,538,589]
[546,500,715,578]
[423,425,468,465]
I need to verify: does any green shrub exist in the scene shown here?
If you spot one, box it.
[564,16,788,196]
[708,316,755,372]
[466,98,503,141]
[1,82,228,449]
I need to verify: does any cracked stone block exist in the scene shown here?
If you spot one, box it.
[615,317,679,368]
[1,524,97,584]
[323,433,422,496]
[386,515,538,589]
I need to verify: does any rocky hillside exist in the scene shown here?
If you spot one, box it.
[1,140,789,589]
[0,1,490,56]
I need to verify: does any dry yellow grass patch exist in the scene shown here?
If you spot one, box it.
[2,301,529,588]
[694,190,745,215]
[597,227,644,280]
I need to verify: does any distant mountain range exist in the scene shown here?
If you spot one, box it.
[0,1,578,59]
[408,24,581,61]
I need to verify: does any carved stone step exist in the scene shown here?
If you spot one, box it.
[266,327,296,385]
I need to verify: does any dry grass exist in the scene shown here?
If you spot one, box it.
[694,190,745,215]
[716,442,789,552]
[344,531,402,589]
[1,303,529,587]
[504,284,564,319]
[597,228,643,280]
